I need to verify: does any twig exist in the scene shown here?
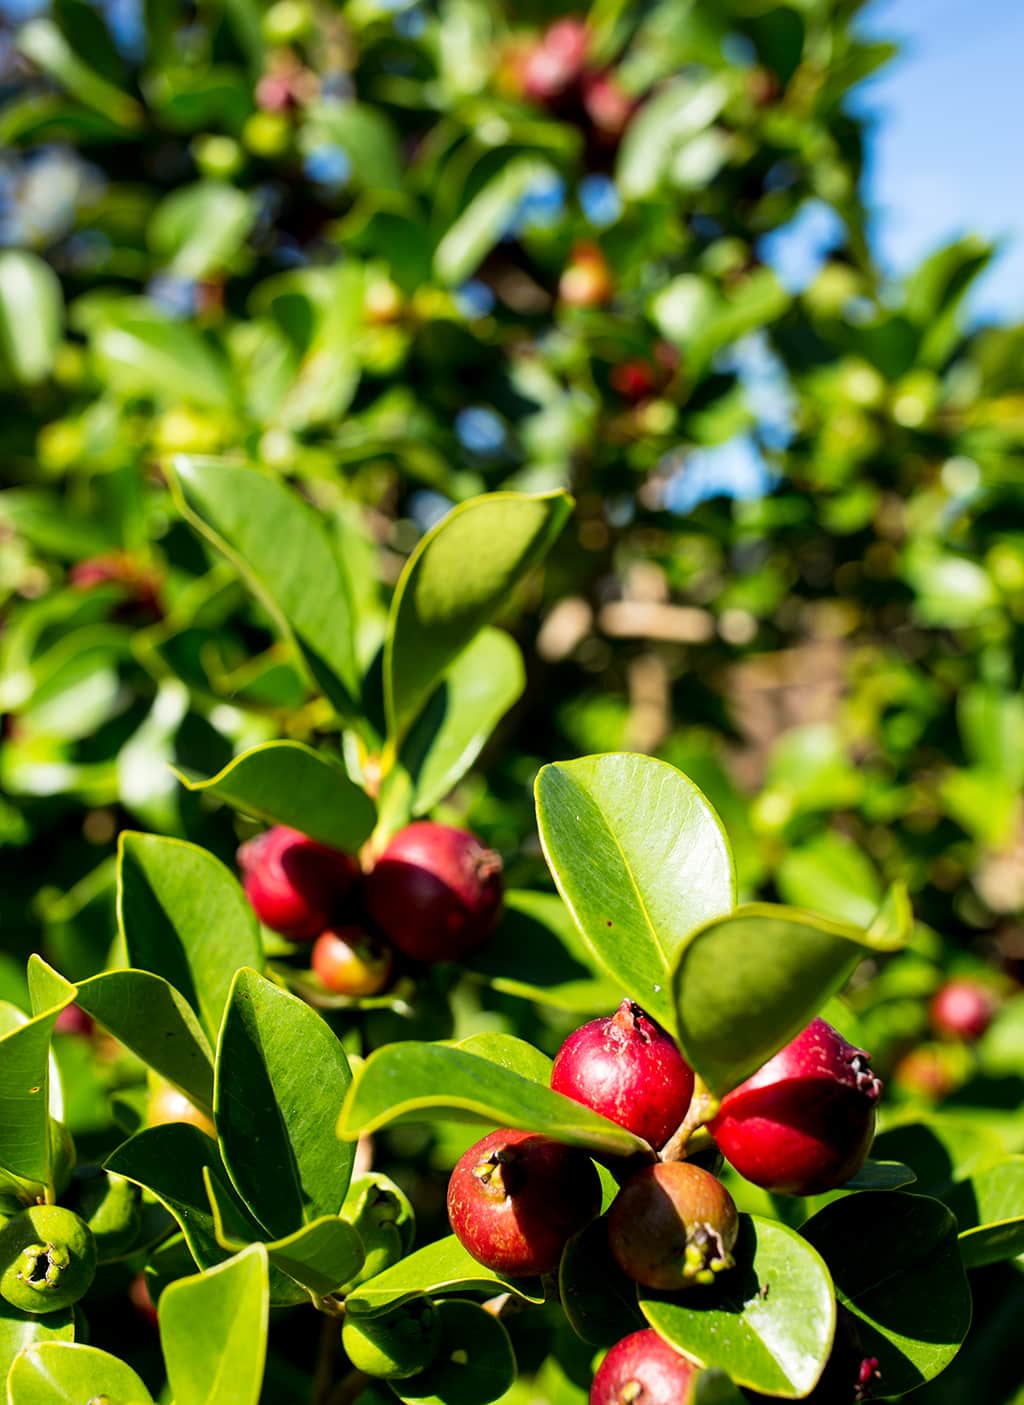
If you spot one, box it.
[659,1076,720,1162]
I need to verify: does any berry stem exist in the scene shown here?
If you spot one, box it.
[659,1076,719,1162]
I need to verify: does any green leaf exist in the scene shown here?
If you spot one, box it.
[171,457,360,718]
[559,1217,646,1348]
[0,1301,74,1391]
[337,1041,649,1163]
[803,1191,972,1399]
[616,76,728,199]
[216,968,355,1238]
[149,181,256,280]
[692,1372,749,1405]
[0,962,75,1186]
[435,157,555,285]
[775,831,882,928]
[392,1300,516,1405]
[0,251,63,385]
[106,1123,243,1271]
[173,740,376,851]
[392,629,526,818]
[16,18,143,128]
[7,1342,154,1405]
[465,890,622,1014]
[90,313,234,409]
[672,902,905,1095]
[346,1235,545,1318]
[385,491,572,740]
[159,1244,269,1405]
[639,1215,835,1399]
[75,968,215,1113]
[304,101,403,192]
[871,1116,1004,1200]
[453,1033,552,1083]
[535,754,735,1031]
[947,1157,1024,1268]
[801,1192,971,1395]
[118,832,262,1045]
[843,1159,917,1191]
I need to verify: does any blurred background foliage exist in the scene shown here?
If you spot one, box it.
[1,0,1023,1112]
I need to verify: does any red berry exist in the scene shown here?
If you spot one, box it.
[607,1161,738,1291]
[709,1018,883,1195]
[929,979,999,1042]
[364,822,502,964]
[237,826,359,941]
[311,926,393,998]
[447,1129,601,1277]
[521,18,589,103]
[551,1000,694,1149]
[590,1329,698,1405]
[610,360,658,402]
[581,71,635,139]
[54,1004,94,1038]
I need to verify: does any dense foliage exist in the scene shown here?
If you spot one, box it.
[0,0,1022,1402]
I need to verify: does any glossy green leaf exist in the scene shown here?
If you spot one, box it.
[0,1301,74,1391]
[16,19,143,128]
[385,491,572,740]
[150,181,256,280]
[173,740,376,851]
[559,1217,646,1348]
[171,457,360,717]
[639,1215,835,1399]
[159,1244,269,1405]
[75,969,214,1113]
[843,1159,917,1191]
[672,903,905,1094]
[616,76,728,199]
[801,1192,971,1395]
[395,629,526,818]
[346,1234,544,1318]
[871,1116,1004,1200]
[776,831,882,928]
[453,1032,552,1083]
[535,754,735,1031]
[435,157,556,285]
[465,890,622,1014]
[215,968,355,1238]
[947,1157,1024,1268]
[106,1123,241,1270]
[0,962,75,1186]
[201,1171,311,1307]
[0,251,63,385]
[393,1300,516,1405]
[90,313,234,409]
[118,832,262,1044]
[206,1167,364,1297]
[7,1342,154,1405]
[338,1041,650,1163]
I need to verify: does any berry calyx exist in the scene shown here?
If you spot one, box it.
[590,1329,698,1405]
[311,926,394,997]
[342,1300,440,1379]
[709,1017,883,1195]
[551,1000,694,1150]
[365,822,503,964]
[929,979,999,1042]
[607,1162,738,1291]
[447,1129,601,1277]
[0,1206,97,1314]
[237,826,359,941]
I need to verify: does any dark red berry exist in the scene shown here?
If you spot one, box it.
[551,1000,694,1149]
[590,1329,698,1405]
[311,926,393,998]
[709,1017,883,1195]
[237,826,359,942]
[447,1129,601,1277]
[929,979,999,1042]
[607,1161,738,1291]
[365,822,502,964]
[610,360,658,402]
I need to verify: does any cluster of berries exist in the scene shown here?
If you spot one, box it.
[236,821,503,996]
[446,1002,883,1404]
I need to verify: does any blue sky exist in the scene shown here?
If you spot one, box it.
[855,0,1024,321]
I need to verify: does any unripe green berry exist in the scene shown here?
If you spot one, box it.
[342,1301,440,1379]
[338,1173,415,1290]
[0,1206,97,1314]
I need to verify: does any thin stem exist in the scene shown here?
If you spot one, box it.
[313,1314,339,1405]
[324,1370,370,1405]
[659,1076,720,1162]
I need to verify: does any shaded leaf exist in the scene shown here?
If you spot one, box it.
[393,1300,516,1405]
